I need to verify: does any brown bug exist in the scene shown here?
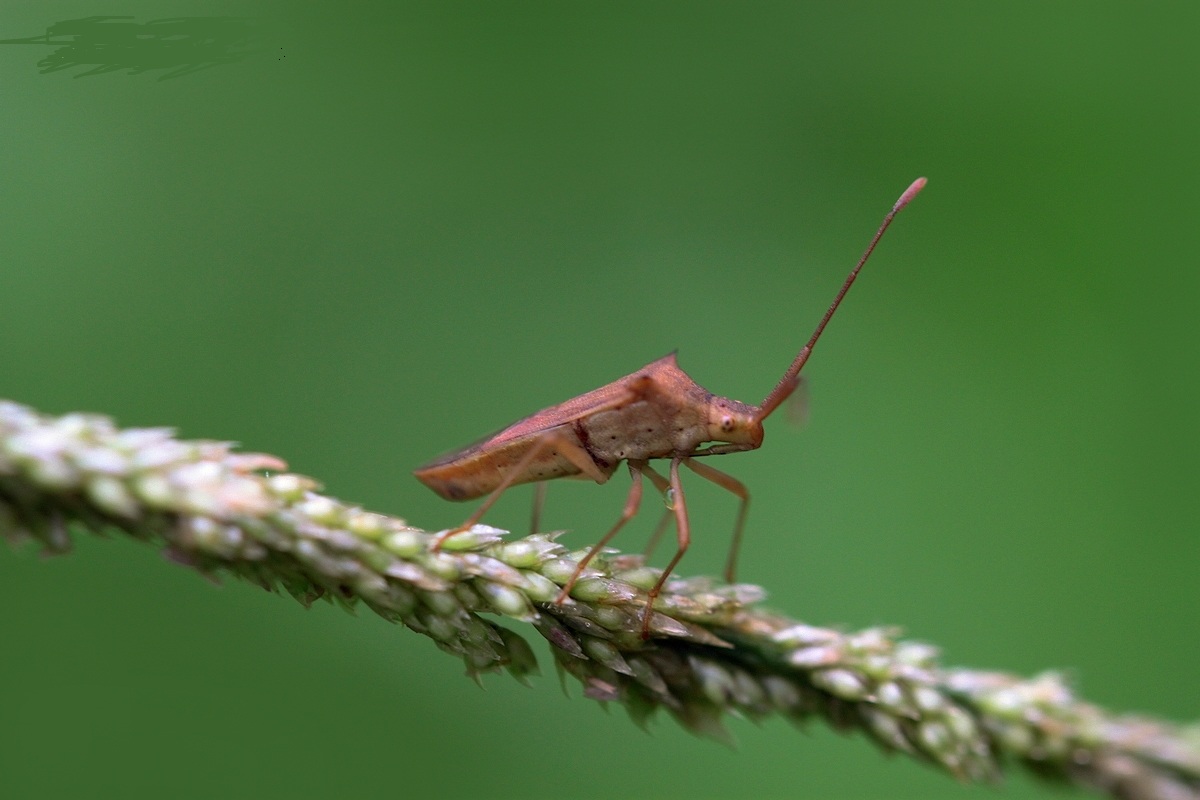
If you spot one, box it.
[416,177,926,636]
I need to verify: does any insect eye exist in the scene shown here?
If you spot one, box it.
[720,415,735,432]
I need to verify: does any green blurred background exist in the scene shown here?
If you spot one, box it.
[1,3,1196,799]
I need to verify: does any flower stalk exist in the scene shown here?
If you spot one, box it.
[1,399,1196,800]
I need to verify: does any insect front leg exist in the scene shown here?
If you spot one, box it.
[554,459,648,605]
[432,429,607,551]
[682,457,751,583]
[641,456,690,639]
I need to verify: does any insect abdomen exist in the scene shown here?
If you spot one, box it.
[414,426,601,500]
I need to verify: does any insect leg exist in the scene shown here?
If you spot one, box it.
[642,456,690,639]
[643,512,671,559]
[432,429,605,550]
[682,457,751,583]
[639,463,672,559]
[530,482,548,534]
[554,460,647,604]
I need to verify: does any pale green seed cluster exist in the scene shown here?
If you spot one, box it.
[2,400,1197,800]
[766,624,995,780]
[945,669,1200,799]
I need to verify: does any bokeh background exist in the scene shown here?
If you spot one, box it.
[1,3,1196,799]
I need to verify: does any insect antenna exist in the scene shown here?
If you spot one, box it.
[756,177,927,422]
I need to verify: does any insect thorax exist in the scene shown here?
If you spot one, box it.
[577,399,708,464]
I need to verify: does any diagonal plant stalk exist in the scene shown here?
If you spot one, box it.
[1,399,1197,800]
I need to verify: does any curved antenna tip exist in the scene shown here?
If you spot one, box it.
[894,177,927,211]
[755,175,928,421]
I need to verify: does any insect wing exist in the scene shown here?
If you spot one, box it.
[416,353,673,471]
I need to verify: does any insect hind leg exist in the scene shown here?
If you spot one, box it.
[638,463,672,558]
[554,460,648,604]
[432,429,606,550]
[530,482,548,534]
